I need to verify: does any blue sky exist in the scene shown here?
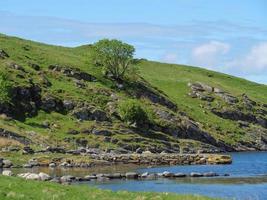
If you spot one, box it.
[0,0,267,84]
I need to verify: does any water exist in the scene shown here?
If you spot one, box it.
[7,152,267,199]
[87,152,267,200]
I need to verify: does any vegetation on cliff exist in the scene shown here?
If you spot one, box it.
[0,33,267,167]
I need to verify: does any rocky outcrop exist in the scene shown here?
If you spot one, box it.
[0,128,31,145]
[48,65,97,82]
[212,109,267,128]
[128,82,177,110]
[0,49,9,59]
[92,153,232,166]
[188,82,238,104]
[72,104,108,121]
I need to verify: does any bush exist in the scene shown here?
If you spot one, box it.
[118,99,148,125]
[0,72,12,104]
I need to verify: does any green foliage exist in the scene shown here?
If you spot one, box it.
[91,39,135,80]
[0,72,12,104]
[118,99,148,125]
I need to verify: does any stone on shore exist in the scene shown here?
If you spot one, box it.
[2,170,13,176]
[125,172,138,179]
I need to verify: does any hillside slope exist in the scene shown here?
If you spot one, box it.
[0,33,267,163]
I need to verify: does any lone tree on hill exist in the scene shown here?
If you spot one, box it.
[91,39,135,81]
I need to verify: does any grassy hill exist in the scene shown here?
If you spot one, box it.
[0,33,267,165]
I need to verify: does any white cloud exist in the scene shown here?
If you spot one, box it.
[227,42,267,75]
[191,41,230,69]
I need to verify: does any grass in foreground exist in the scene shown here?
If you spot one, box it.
[0,176,217,200]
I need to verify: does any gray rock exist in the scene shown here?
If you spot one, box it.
[190,172,203,177]
[23,164,33,168]
[3,159,12,168]
[50,177,60,183]
[84,175,97,180]
[26,173,40,180]
[92,129,111,136]
[146,173,158,179]
[2,170,13,176]
[125,172,138,179]
[28,158,39,167]
[0,49,9,59]
[63,100,75,111]
[203,172,219,177]
[22,146,34,154]
[174,173,186,177]
[141,172,149,178]
[49,163,56,168]
[162,171,174,178]
[60,175,75,182]
[39,172,51,181]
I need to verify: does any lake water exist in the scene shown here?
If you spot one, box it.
[86,152,267,200]
[8,152,267,199]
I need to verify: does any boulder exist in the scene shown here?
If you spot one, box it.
[125,172,138,179]
[174,173,186,178]
[29,63,40,71]
[2,170,13,176]
[0,49,9,59]
[23,164,33,168]
[189,83,205,92]
[28,158,39,167]
[49,163,56,168]
[3,159,12,168]
[162,171,174,178]
[84,175,97,180]
[63,100,75,111]
[39,172,51,181]
[22,146,34,154]
[141,172,149,178]
[60,175,75,183]
[190,172,203,177]
[92,129,111,136]
[25,173,40,180]
[203,172,219,177]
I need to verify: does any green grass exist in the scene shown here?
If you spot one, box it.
[138,61,267,144]
[0,33,267,153]
[0,176,217,200]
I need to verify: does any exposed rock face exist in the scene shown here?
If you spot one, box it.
[0,85,42,119]
[41,96,63,112]
[0,128,31,145]
[129,82,177,110]
[212,109,267,129]
[0,49,9,59]
[188,82,238,104]
[188,83,214,102]
[72,105,108,121]
[48,65,97,82]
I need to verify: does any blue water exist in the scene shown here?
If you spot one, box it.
[88,152,267,200]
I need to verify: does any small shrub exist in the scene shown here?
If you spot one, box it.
[118,99,148,125]
[0,72,12,104]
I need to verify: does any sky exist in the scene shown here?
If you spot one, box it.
[0,0,267,84]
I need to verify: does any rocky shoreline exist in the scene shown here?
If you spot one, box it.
[1,170,231,184]
[0,153,232,169]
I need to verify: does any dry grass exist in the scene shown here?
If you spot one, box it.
[0,137,22,148]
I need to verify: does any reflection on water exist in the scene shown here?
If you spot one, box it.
[10,164,141,177]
